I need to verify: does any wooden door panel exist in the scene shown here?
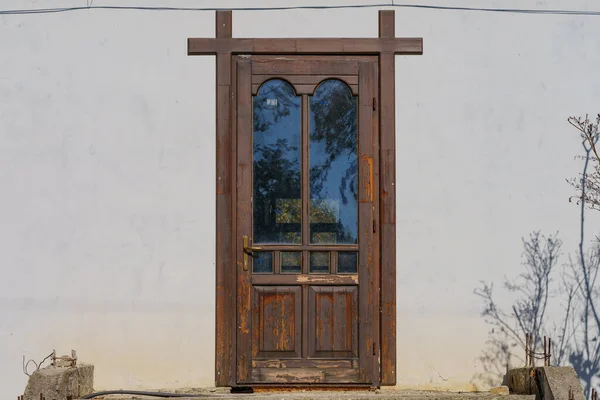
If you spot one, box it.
[251,58,360,75]
[252,359,358,368]
[252,274,358,285]
[251,76,358,96]
[251,75,359,96]
[308,286,358,358]
[251,367,360,384]
[252,286,302,359]
[357,60,378,384]
[252,83,358,96]
[323,368,361,383]
[251,368,324,384]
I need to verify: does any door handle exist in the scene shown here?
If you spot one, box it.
[242,235,261,271]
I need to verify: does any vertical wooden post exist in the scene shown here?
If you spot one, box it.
[214,9,234,387]
[378,9,397,386]
[235,58,252,384]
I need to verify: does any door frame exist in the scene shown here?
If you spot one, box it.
[186,9,424,388]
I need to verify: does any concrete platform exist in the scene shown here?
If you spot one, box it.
[87,388,537,400]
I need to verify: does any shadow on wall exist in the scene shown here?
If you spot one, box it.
[471,115,600,397]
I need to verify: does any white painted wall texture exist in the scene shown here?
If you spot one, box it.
[1,0,600,397]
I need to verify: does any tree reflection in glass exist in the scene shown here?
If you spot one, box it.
[253,79,302,244]
[309,80,358,244]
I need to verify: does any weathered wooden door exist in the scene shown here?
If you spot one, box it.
[234,55,380,386]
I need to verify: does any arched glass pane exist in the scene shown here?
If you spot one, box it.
[309,80,358,244]
[253,79,302,244]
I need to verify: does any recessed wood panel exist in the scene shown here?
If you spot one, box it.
[252,286,302,358]
[308,286,358,358]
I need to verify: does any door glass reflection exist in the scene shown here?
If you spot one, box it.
[310,252,330,274]
[253,79,302,244]
[281,251,302,274]
[309,80,358,244]
[253,252,273,274]
[337,252,358,274]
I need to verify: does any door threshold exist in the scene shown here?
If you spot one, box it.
[233,385,376,391]
[230,386,254,394]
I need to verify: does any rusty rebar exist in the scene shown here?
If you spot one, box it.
[531,333,534,366]
[525,333,530,367]
[525,333,554,366]
[543,336,552,366]
[544,336,547,365]
[524,333,528,366]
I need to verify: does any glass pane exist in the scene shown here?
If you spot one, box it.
[309,80,358,244]
[253,252,273,274]
[281,252,302,274]
[337,252,358,274]
[310,252,330,274]
[253,79,301,244]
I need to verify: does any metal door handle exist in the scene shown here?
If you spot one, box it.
[242,235,261,271]
[243,235,261,253]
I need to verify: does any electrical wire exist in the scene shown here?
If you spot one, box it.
[80,390,205,399]
[0,3,600,16]
[22,352,54,377]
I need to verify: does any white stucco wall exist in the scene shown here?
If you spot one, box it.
[1,0,599,397]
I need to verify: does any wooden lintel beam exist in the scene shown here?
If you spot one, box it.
[187,37,423,56]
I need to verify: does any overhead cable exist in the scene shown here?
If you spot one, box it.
[1,3,600,16]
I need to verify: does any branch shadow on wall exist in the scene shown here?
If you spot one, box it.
[472,115,600,396]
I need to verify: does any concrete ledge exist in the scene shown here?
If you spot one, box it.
[506,366,585,400]
[23,363,94,400]
[537,366,585,400]
[85,388,537,400]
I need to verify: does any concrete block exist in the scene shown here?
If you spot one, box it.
[506,367,539,395]
[23,363,94,400]
[490,386,510,395]
[538,366,585,400]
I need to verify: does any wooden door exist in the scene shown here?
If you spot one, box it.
[234,55,380,386]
